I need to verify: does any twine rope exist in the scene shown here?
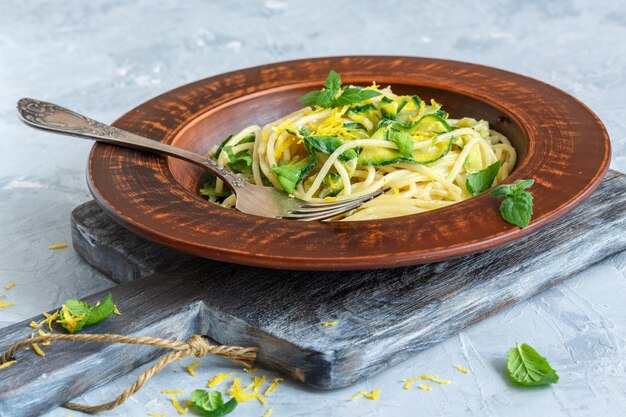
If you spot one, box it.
[0,333,258,414]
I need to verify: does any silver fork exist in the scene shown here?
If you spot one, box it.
[17,98,384,221]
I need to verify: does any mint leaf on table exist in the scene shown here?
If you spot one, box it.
[58,293,116,333]
[298,70,380,108]
[490,179,535,228]
[387,129,413,158]
[507,343,559,386]
[83,293,116,326]
[466,160,501,196]
[189,390,237,417]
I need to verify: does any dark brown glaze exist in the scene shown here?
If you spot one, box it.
[87,57,611,270]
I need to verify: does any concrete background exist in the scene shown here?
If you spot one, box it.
[1,1,625,416]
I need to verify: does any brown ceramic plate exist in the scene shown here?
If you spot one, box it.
[88,56,611,270]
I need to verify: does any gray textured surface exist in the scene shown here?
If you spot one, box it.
[0,1,625,416]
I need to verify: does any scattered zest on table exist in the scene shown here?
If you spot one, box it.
[321,321,338,327]
[189,389,238,417]
[48,243,68,250]
[0,300,14,308]
[491,179,535,228]
[147,413,167,417]
[507,343,559,386]
[4,281,16,290]
[263,408,273,417]
[57,293,116,333]
[162,390,188,415]
[348,389,380,401]
[418,384,432,391]
[208,372,234,388]
[456,364,470,374]
[243,367,258,374]
[186,361,200,376]
[263,377,284,397]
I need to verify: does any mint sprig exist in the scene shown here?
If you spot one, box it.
[189,390,237,417]
[507,343,559,386]
[466,160,501,196]
[491,179,535,228]
[298,70,380,108]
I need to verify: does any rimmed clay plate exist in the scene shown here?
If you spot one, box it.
[87,56,611,270]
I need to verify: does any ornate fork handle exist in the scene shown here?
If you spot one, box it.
[16,98,246,189]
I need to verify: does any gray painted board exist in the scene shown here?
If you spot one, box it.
[0,170,625,417]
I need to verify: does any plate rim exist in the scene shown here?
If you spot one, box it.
[87,56,611,270]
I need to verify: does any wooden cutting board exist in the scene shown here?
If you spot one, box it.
[1,170,625,417]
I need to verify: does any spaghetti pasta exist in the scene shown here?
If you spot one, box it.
[200,76,516,221]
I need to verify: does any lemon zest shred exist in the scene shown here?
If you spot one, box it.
[42,310,59,331]
[402,377,421,390]
[29,321,41,329]
[252,375,266,392]
[38,329,51,346]
[456,365,470,374]
[4,281,15,290]
[0,300,15,308]
[263,408,274,417]
[185,361,199,377]
[348,390,366,401]
[207,372,234,388]
[243,367,258,374]
[393,187,400,198]
[169,394,188,415]
[0,360,17,369]
[418,384,432,391]
[184,400,193,407]
[322,197,337,202]
[148,413,167,417]
[48,243,68,250]
[57,305,85,333]
[263,377,284,397]
[420,374,451,385]
[113,305,123,316]
[161,389,186,395]
[321,321,338,327]
[363,389,380,400]
[32,342,45,356]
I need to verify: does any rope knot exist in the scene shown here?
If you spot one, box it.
[186,334,211,357]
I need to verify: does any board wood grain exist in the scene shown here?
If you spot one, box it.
[0,171,624,417]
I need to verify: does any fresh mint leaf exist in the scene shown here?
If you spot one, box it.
[189,390,237,417]
[507,343,559,386]
[491,179,535,198]
[316,89,337,108]
[334,88,381,106]
[64,299,93,317]
[298,91,322,107]
[59,293,116,333]
[466,160,501,196]
[223,146,253,174]
[499,190,533,228]
[387,129,414,159]
[298,70,379,108]
[490,179,535,228]
[324,70,341,91]
[84,293,115,326]
[303,135,357,161]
